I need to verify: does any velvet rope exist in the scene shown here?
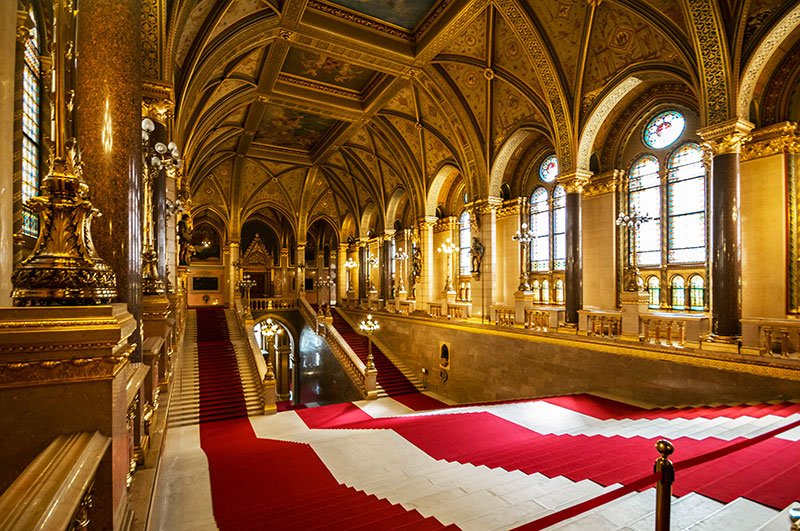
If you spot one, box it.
[514,416,800,530]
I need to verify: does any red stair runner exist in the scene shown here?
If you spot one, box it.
[196,308,248,423]
[194,308,452,530]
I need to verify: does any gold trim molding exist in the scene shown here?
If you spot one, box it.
[698,118,754,155]
[741,122,800,161]
[583,170,622,198]
[558,170,593,194]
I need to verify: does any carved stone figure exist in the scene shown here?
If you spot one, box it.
[471,237,484,274]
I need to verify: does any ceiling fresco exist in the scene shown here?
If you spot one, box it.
[324,0,439,30]
[253,106,338,151]
[281,47,377,91]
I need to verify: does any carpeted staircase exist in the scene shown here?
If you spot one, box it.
[329,308,421,397]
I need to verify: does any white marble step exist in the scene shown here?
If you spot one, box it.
[686,497,778,530]
[628,492,724,530]
[757,503,800,530]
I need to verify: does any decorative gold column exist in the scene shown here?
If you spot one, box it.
[699,119,753,340]
[12,0,117,305]
[226,241,239,305]
[75,0,142,346]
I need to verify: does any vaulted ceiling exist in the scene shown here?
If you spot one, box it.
[166,0,800,240]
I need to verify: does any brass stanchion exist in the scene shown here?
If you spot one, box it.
[654,439,675,531]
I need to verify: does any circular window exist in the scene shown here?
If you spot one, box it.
[643,110,685,149]
[539,154,558,183]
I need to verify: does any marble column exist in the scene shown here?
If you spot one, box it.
[381,231,394,300]
[75,0,143,356]
[280,247,288,297]
[358,242,367,300]
[337,243,348,301]
[558,171,591,325]
[0,9,15,306]
[226,241,239,305]
[418,217,437,307]
[475,198,500,319]
[699,119,753,340]
[155,167,167,280]
[296,242,305,294]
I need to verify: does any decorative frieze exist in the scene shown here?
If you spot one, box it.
[741,122,800,161]
[583,170,622,198]
[698,118,754,155]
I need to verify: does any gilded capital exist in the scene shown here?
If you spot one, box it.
[698,118,754,155]
[557,169,592,194]
[583,169,622,198]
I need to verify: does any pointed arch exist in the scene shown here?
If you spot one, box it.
[426,164,461,217]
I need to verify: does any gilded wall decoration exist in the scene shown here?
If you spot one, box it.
[385,114,423,165]
[641,0,687,34]
[174,0,215,67]
[686,0,731,124]
[492,12,544,97]
[583,5,680,95]
[762,39,800,126]
[441,63,487,139]
[789,151,800,314]
[141,0,161,79]
[424,134,456,184]
[230,47,266,80]
[383,85,416,114]
[440,8,487,61]
[208,0,273,43]
[524,0,586,95]
[491,78,540,154]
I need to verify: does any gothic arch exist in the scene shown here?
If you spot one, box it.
[426,164,461,217]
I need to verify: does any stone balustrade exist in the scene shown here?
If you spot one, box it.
[429,303,444,318]
[234,299,276,415]
[525,309,550,331]
[494,306,516,326]
[588,313,622,339]
[641,316,687,347]
[447,305,465,320]
[251,297,297,311]
[755,319,800,358]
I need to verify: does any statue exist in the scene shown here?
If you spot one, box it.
[409,246,422,299]
[178,214,193,265]
[470,237,484,274]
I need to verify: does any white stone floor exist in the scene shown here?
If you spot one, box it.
[150,396,799,530]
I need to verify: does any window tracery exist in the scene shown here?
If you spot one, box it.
[21,8,41,238]
[529,154,566,304]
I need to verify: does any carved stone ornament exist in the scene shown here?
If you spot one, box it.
[557,170,592,194]
[583,170,622,198]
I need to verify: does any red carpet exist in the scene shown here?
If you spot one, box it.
[195,309,452,530]
[296,398,800,510]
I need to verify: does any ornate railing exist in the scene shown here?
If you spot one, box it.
[525,309,550,331]
[757,320,800,357]
[0,431,109,530]
[588,313,622,339]
[429,303,443,318]
[234,298,276,414]
[495,306,515,326]
[447,305,465,320]
[641,316,687,348]
[251,297,297,311]
[298,298,376,399]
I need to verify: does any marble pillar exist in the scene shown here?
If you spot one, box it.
[418,217,437,308]
[75,0,143,356]
[337,243,348,301]
[226,241,239,306]
[0,8,15,307]
[280,247,289,297]
[559,171,590,325]
[358,243,367,300]
[296,243,306,294]
[474,199,500,319]
[381,233,393,300]
[699,119,753,340]
[155,167,167,280]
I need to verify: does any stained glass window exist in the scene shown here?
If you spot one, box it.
[532,280,541,303]
[671,276,685,310]
[530,187,550,271]
[554,278,564,304]
[552,185,566,270]
[628,155,661,266]
[689,275,704,310]
[539,154,558,183]
[541,279,550,304]
[459,210,471,276]
[643,110,685,149]
[647,276,660,309]
[668,143,705,263]
[21,19,41,237]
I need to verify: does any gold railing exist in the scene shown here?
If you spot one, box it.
[495,307,515,326]
[234,298,276,414]
[398,301,412,315]
[525,309,550,331]
[429,303,443,318]
[0,431,110,530]
[251,297,297,311]
[588,314,622,339]
[641,317,687,347]
[447,305,464,320]
[758,320,800,357]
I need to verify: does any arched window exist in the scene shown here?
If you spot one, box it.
[554,278,564,304]
[668,143,706,263]
[689,275,705,311]
[532,279,541,303]
[552,185,566,270]
[21,8,42,237]
[530,187,549,271]
[671,276,685,310]
[459,210,471,276]
[628,154,661,266]
[541,279,550,304]
[539,154,558,183]
[623,109,708,309]
[647,276,660,309]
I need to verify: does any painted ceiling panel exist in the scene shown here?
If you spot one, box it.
[175,0,216,67]
[325,0,439,31]
[424,131,454,182]
[208,0,276,43]
[253,106,338,151]
[385,114,422,169]
[492,78,541,156]
[281,47,377,92]
[493,12,544,99]
[383,83,416,116]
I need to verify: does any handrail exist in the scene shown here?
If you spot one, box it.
[234,298,276,414]
[250,297,297,311]
[0,431,110,530]
[298,298,376,399]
